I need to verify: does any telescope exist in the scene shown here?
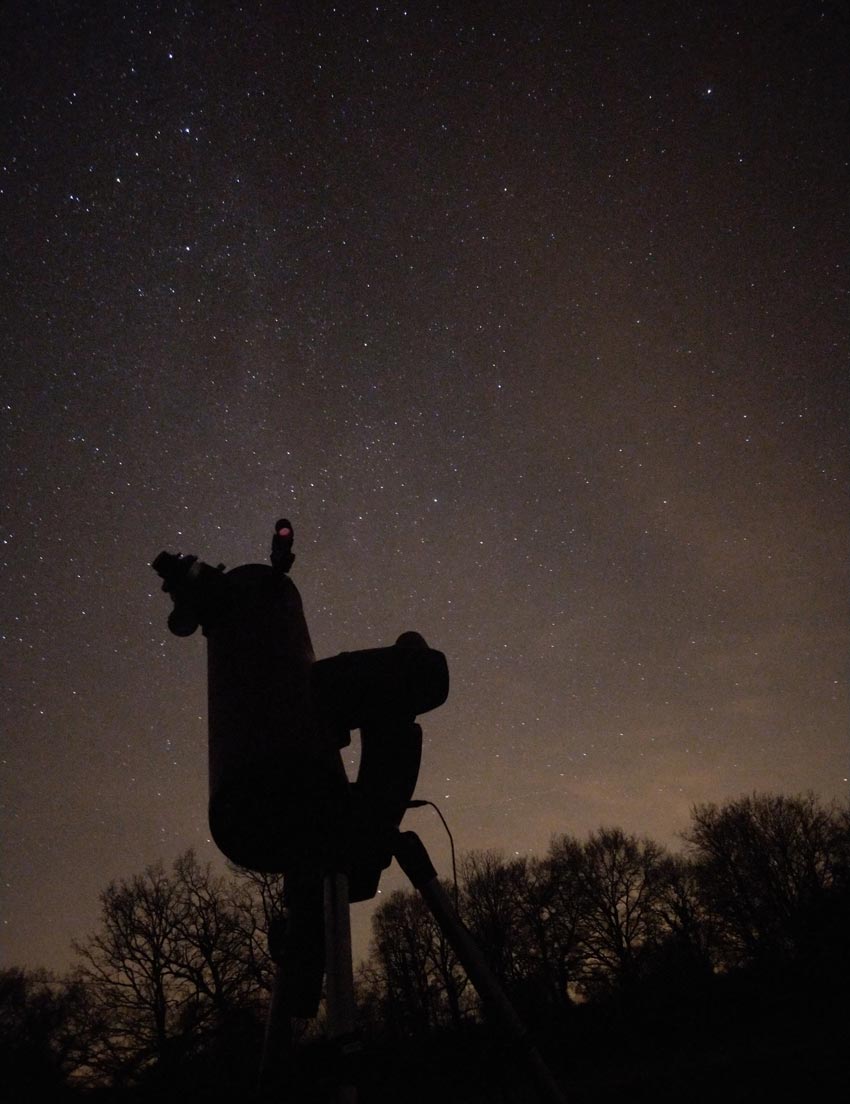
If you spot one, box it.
[152,520,448,896]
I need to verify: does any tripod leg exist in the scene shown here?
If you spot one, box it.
[323,871,359,1104]
[257,873,325,1096]
[258,961,294,1093]
[394,831,567,1104]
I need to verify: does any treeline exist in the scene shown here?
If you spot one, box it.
[2,792,849,1101]
[1,855,285,1099]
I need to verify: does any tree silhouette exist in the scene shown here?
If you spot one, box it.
[538,835,590,1008]
[460,851,531,998]
[684,792,847,969]
[225,863,287,998]
[367,884,469,1036]
[0,967,88,1096]
[571,827,669,996]
[6,792,847,1099]
[72,850,272,1088]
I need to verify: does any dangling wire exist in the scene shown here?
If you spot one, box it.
[407,799,459,912]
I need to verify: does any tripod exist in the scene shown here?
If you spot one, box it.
[260,829,567,1104]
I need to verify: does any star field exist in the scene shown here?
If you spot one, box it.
[1,2,847,972]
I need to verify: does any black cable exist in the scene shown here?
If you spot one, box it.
[407,799,459,911]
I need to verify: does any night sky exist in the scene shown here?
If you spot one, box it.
[2,2,847,974]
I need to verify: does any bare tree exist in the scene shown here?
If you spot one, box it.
[368,884,469,1036]
[460,850,532,998]
[74,859,189,1082]
[654,854,717,965]
[73,850,268,1086]
[0,967,91,1094]
[227,863,287,997]
[684,792,848,968]
[537,835,588,1007]
[170,853,265,1027]
[573,827,669,995]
